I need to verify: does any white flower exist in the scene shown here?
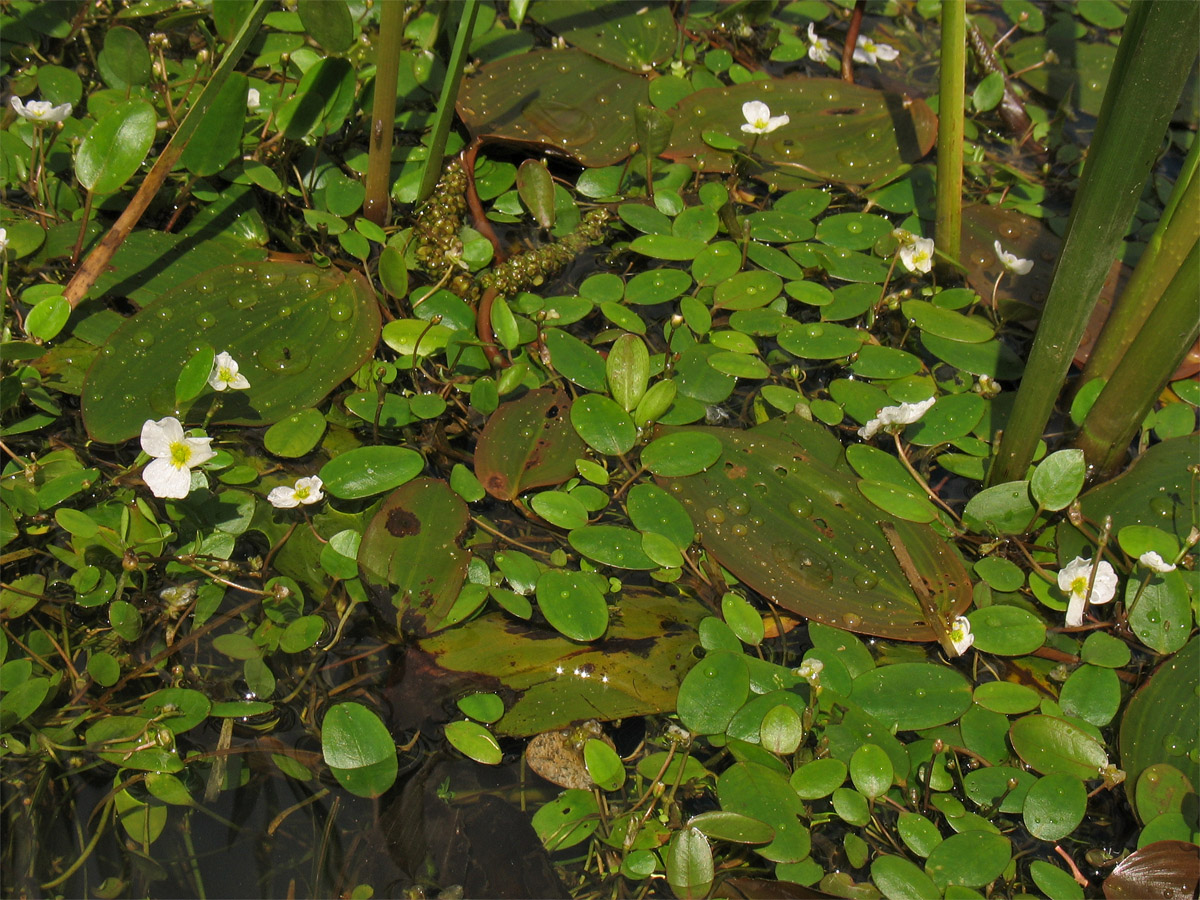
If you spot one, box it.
[949,616,974,656]
[795,658,824,682]
[1058,556,1118,627]
[0,227,7,253]
[1138,551,1176,573]
[899,235,936,274]
[268,476,324,509]
[741,100,789,135]
[853,35,899,65]
[208,351,250,391]
[246,87,261,110]
[140,417,216,499]
[806,23,833,63]
[994,240,1033,275]
[9,96,72,123]
[857,397,936,440]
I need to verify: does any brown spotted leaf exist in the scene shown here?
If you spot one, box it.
[359,477,470,637]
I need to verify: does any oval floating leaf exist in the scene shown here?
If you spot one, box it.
[474,389,585,500]
[321,701,397,797]
[320,446,424,499]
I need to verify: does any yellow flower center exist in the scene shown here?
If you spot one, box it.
[294,485,310,501]
[1069,575,1089,597]
[218,366,234,381]
[169,441,192,469]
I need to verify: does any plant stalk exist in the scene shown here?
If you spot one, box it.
[935,0,966,274]
[363,0,405,226]
[1074,238,1200,475]
[415,0,479,205]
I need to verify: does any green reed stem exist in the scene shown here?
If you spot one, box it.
[935,0,966,273]
[1075,238,1200,475]
[988,0,1200,484]
[416,0,479,205]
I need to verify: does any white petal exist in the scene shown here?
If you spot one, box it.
[294,476,325,504]
[144,457,192,498]
[1090,561,1118,604]
[229,373,251,389]
[873,42,899,61]
[183,436,216,467]
[141,417,182,458]
[1065,592,1086,628]
[1057,556,1090,593]
[857,417,883,440]
[268,486,300,508]
[9,96,25,116]
[742,100,770,124]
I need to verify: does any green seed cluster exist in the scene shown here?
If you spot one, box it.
[479,209,612,297]
[413,159,469,281]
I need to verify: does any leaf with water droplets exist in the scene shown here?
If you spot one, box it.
[654,416,972,643]
[82,262,379,443]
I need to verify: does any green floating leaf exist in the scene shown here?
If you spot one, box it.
[641,431,722,476]
[686,811,774,845]
[536,569,609,640]
[181,72,248,177]
[626,482,693,550]
[665,80,937,186]
[677,650,749,735]
[97,25,151,89]
[320,446,423,499]
[569,525,656,570]
[717,761,811,863]
[321,701,397,797]
[667,827,714,899]
[571,394,636,456]
[850,663,972,731]
[778,321,866,360]
[358,478,470,637]
[790,758,848,800]
[444,719,502,765]
[532,788,599,850]
[297,0,355,53]
[76,99,157,195]
[1030,448,1086,511]
[474,389,586,500]
[902,300,994,344]
[1010,715,1109,779]
[924,832,1012,890]
[584,738,625,792]
[872,855,940,900]
[1023,773,1086,841]
[263,408,326,458]
[962,480,1036,535]
[83,262,380,443]
[968,605,1046,656]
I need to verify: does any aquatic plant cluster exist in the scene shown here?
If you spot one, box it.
[1,2,1197,899]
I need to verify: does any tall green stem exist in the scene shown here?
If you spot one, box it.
[988,0,1200,484]
[363,0,405,226]
[415,0,479,205]
[1075,239,1200,474]
[935,0,966,273]
[1078,158,1199,388]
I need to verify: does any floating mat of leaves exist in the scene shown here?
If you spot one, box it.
[457,49,649,167]
[528,0,676,73]
[654,416,972,642]
[412,590,707,736]
[664,79,937,187]
[82,261,379,443]
[359,478,470,638]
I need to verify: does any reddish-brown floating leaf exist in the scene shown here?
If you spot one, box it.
[655,417,971,642]
[457,49,649,167]
[473,389,586,501]
[664,79,936,187]
[1103,841,1200,900]
[359,478,470,637]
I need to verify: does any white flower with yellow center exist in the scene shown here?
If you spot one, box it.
[994,240,1033,275]
[140,417,216,499]
[246,88,261,111]
[806,23,833,63]
[740,100,789,135]
[208,351,250,391]
[268,476,325,509]
[10,96,73,123]
[858,397,936,440]
[0,227,7,254]
[899,235,936,274]
[949,616,974,656]
[1058,556,1118,627]
[853,35,899,65]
